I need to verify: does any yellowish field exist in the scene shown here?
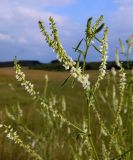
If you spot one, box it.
[0,67,99,108]
[0,67,132,160]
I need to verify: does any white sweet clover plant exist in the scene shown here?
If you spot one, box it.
[38,16,109,160]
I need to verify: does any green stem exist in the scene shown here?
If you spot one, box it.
[87,95,99,160]
[68,121,85,134]
[131,121,133,160]
[131,88,133,160]
[82,43,89,74]
[89,137,99,160]
[111,146,133,160]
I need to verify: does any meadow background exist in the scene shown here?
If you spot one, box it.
[0,66,132,159]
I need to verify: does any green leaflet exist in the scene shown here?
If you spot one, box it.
[95,23,105,34]
[94,36,103,43]
[61,75,71,87]
[73,48,85,55]
[92,44,103,54]
[74,39,83,52]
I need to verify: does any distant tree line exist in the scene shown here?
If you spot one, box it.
[0,60,41,68]
[0,60,132,71]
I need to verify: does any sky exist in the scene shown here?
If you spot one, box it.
[0,0,133,62]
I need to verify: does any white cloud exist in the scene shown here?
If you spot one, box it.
[0,0,79,62]
[112,6,133,27]
[19,0,75,7]
[17,37,28,44]
[0,33,12,42]
[16,5,68,26]
[33,0,74,6]
[1,0,74,7]
[109,0,133,38]
[115,0,133,6]
[0,1,71,44]
[0,1,69,25]
[0,33,28,45]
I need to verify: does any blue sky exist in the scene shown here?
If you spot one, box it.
[0,0,133,62]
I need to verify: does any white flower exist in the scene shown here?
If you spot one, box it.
[82,79,90,90]
[72,72,77,78]
[65,65,69,70]
[7,133,11,139]
[101,69,106,77]
[63,64,69,70]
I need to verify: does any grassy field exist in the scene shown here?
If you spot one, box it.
[0,68,100,115]
[0,68,114,121]
[0,67,132,160]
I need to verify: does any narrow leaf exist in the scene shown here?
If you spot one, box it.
[74,39,83,52]
[61,75,71,87]
[87,17,93,29]
[76,53,82,70]
[95,23,105,33]
[94,36,102,43]
[73,48,85,55]
[92,44,103,54]
[71,78,76,88]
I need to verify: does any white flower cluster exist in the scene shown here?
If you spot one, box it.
[5,126,18,141]
[100,42,108,54]
[21,81,37,97]
[41,18,91,91]
[99,54,108,78]
[1,124,43,160]
[98,32,108,79]
[15,64,38,99]
[15,69,25,82]
[57,54,76,70]
[14,61,84,134]
[70,67,90,90]
[56,49,90,90]
[119,69,126,94]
